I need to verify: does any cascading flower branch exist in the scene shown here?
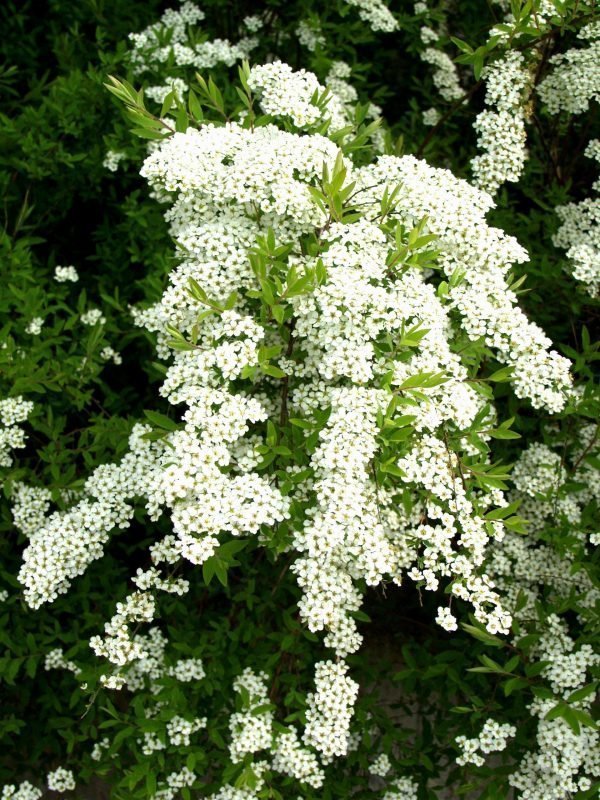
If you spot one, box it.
[18,59,573,770]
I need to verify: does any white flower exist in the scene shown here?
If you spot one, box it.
[53,265,79,282]
[343,0,398,32]
[46,767,76,793]
[102,150,126,172]
[81,308,106,326]
[25,317,44,335]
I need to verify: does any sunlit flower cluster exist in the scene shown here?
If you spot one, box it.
[128,1,256,75]
[471,52,530,195]
[537,21,600,115]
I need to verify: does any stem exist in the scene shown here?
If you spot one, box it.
[279,318,296,428]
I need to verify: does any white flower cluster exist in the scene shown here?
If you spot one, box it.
[343,0,398,32]
[90,590,157,666]
[271,728,324,788]
[229,668,274,763]
[420,25,438,45]
[100,345,123,365]
[0,396,33,468]
[25,317,44,335]
[435,606,458,632]
[128,1,256,75]
[303,660,359,762]
[398,434,511,635]
[167,656,205,682]
[80,308,106,326]
[471,52,530,195]
[92,622,206,696]
[293,388,393,655]
[53,264,79,282]
[537,21,600,115]
[145,76,188,105]
[296,19,325,51]
[422,106,440,126]
[370,752,392,776]
[553,139,600,296]
[383,776,419,800]
[18,424,163,607]
[243,16,263,34]
[357,155,571,410]
[151,767,196,800]
[44,647,81,677]
[421,48,465,102]
[130,72,570,766]
[10,481,51,537]
[247,62,324,128]
[247,61,358,134]
[508,616,600,799]
[456,718,516,766]
[0,783,41,800]
[202,668,327,789]
[167,714,207,746]
[46,767,76,792]
[90,737,110,761]
[488,429,599,620]
[483,421,600,797]
[102,150,126,172]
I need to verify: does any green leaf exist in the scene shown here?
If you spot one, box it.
[488,366,514,382]
[566,683,598,704]
[460,623,504,648]
[188,88,203,121]
[488,428,521,440]
[143,410,178,431]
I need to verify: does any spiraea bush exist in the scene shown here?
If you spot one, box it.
[0,1,598,799]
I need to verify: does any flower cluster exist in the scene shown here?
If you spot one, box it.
[0,396,33,468]
[303,660,359,762]
[167,715,206,746]
[128,1,256,75]
[508,617,599,799]
[471,52,530,195]
[53,264,79,282]
[46,768,76,793]
[343,0,398,33]
[102,150,126,172]
[383,776,419,800]
[456,718,516,766]
[80,308,106,326]
[229,668,274,762]
[296,20,326,51]
[421,48,465,102]
[370,752,392,776]
[0,783,41,800]
[483,421,600,796]
[271,729,324,788]
[553,139,600,296]
[18,424,163,607]
[25,318,43,335]
[247,62,325,129]
[537,21,600,115]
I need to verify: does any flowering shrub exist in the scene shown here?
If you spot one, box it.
[0,1,598,799]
